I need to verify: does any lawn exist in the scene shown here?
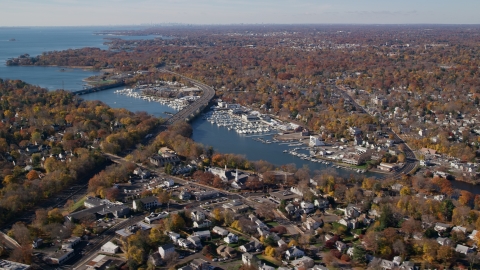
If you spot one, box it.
[267,221,279,227]
[68,196,87,212]
[256,255,283,267]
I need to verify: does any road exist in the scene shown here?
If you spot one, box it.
[159,69,215,125]
[70,215,145,269]
[335,85,418,179]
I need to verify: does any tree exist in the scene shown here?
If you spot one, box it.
[378,204,396,230]
[26,170,39,180]
[352,245,367,264]
[265,246,276,257]
[436,245,455,267]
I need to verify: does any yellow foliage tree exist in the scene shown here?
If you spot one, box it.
[265,246,276,257]
[288,240,298,247]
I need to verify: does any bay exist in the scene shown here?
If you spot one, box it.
[1,26,479,192]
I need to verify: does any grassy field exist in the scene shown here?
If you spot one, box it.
[256,255,282,267]
[68,196,87,212]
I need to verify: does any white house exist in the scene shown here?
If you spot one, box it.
[285,246,305,260]
[300,201,315,214]
[164,179,175,187]
[193,220,212,229]
[191,211,205,222]
[224,233,238,244]
[309,136,325,147]
[455,244,473,255]
[101,241,119,254]
[303,217,321,231]
[158,243,175,258]
[212,226,229,236]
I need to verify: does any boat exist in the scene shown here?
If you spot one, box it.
[283,150,288,153]
[8,38,15,41]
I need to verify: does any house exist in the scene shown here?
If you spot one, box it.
[133,168,151,179]
[314,199,329,209]
[300,201,315,214]
[145,211,169,224]
[179,190,191,200]
[178,238,192,248]
[434,222,451,233]
[469,230,478,240]
[452,226,467,234]
[216,245,236,258]
[0,260,30,270]
[259,263,276,270]
[149,152,180,167]
[285,203,296,214]
[344,204,361,218]
[338,218,358,229]
[455,244,473,255]
[224,233,238,244]
[187,236,202,248]
[212,226,229,236]
[436,237,452,246]
[164,179,175,187]
[278,239,287,248]
[133,196,159,210]
[303,217,322,231]
[291,256,315,269]
[378,162,397,172]
[148,252,163,267]
[391,183,403,192]
[285,246,305,260]
[347,247,354,257]
[32,238,43,249]
[381,259,395,270]
[158,243,175,258]
[242,253,255,266]
[336,241,347,252]
[191,211,205,222]
[240,241,263,252]
[399,261,415,270]
[101,241,119,254]
[193,220,212,229]
[190,258,209,270]
[167,231,180,243]
[192,230,210,240]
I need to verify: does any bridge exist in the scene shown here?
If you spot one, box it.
[159,69,216,125]
[71,81,125,95]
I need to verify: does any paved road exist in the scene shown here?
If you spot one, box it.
[335,85,418,179]
[71,215,145,269]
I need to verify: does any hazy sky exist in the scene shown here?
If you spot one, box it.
[1,0,479,26]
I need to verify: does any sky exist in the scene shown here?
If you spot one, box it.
[1,0,479,26]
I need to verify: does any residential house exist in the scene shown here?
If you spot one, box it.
[344,204,361,218]
[452,226,467,234]
[224,233,238,244]
[455,244,473,255]
[303,217,322,231]
[285,246,305,260]
[191,211,205,222]
[242,253,255,266]
[240,241,263,253]
[291,256,315,269]
[133,196,159,210]
[192,230,210,240]
[437,237,452,246]
[158,244,175,259]
[179,190,191,200]
[193,220,212,229]
[212,226,229,236]
[434,223,451,233]
[300,201,315,214]
[314,199,329,209]
[178,238,193,249]
[336,241,347,252]
[216,245,236,258]
[190,258,209,270]
[399,261,415,270]
[469,230,478,240]
[381,259,395,270]
[187,236,202,248]
[338,218,358,229]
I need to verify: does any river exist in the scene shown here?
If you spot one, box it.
[0,26,479,193]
